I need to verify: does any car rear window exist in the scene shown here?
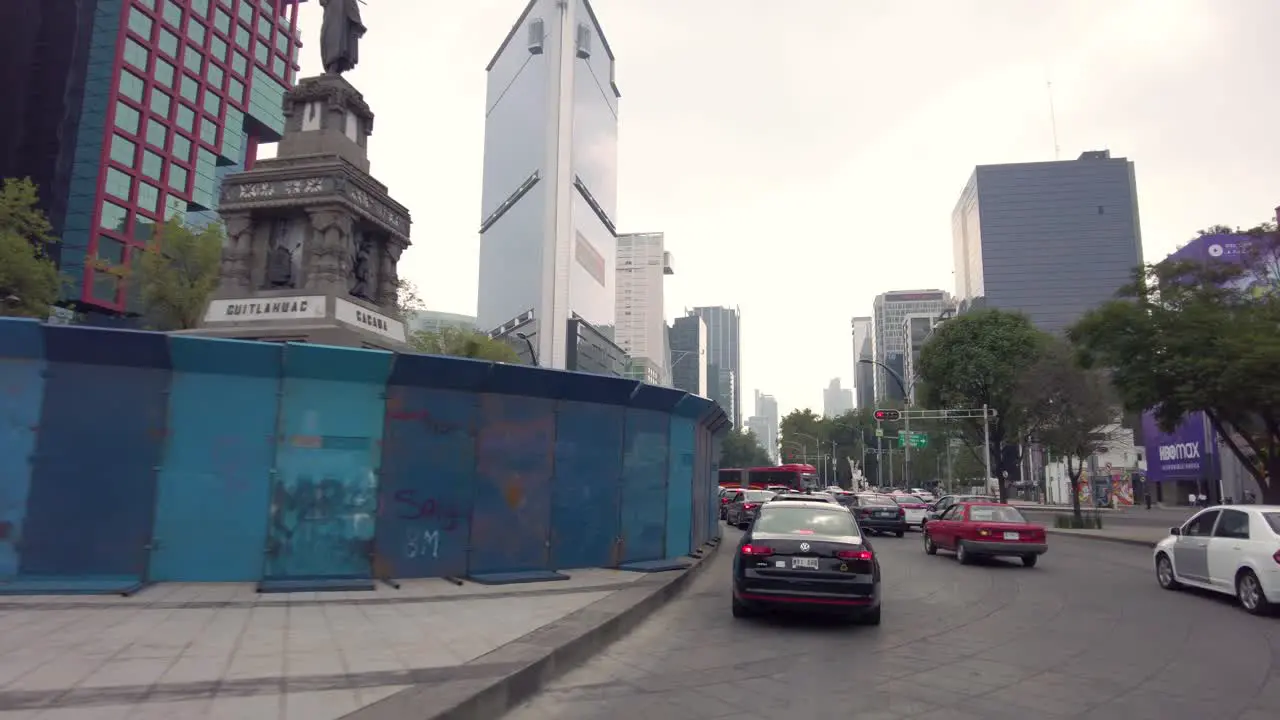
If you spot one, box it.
[1263,512,1280,534]
[857,494,895,506]
[754,507,860,536]
[967,505,1026,523]
[745,490,775,501]
[892,495,924,504]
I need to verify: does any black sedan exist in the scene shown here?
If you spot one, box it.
[732,501,881,625]
[846,493,907,537]
[725,490,776,528]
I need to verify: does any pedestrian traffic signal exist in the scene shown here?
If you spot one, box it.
[874,409,901,421]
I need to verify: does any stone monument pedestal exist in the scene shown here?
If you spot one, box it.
[190,73,412,351]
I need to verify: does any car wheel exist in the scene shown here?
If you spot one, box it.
[853,605,881,626]
[895,530,905,538]
[1236,569,1273,615]
[956,541,973,565]
[737,522,749,530]
[1155,553,1181,590]
[1021,554,1038,568]
[923,531,937,555]
[731,597,752,619]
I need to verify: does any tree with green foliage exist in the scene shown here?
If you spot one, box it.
[719,428,773,468]
[1071,223,1280,503]
[409,325,521,363]
[0,178,61,319]
[130,218,222,330]
[917,308,1050,501]
[393,278,425,320]
[1017,338,1120,522]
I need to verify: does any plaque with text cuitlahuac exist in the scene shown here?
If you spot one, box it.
[204,296,327,323]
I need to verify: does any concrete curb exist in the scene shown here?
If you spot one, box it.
[1045,528,1158,548]
[341,538,723,720]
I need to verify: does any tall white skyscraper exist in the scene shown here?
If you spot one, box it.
[615,232,673,385]
[476,0,620,369]
[691,306,741,427]
[751,390,780,462]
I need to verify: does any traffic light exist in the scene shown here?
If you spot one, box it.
[873,409,901,421]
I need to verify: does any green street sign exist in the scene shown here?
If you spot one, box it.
[896,431,928,448]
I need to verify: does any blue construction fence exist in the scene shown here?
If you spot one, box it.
[0,319,729,594]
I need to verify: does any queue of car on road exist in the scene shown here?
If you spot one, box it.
[721,485,1053,624]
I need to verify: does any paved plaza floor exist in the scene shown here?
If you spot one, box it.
[0,570,653,719]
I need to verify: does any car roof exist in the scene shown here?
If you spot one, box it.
[1200,504,1280,512]
[762,500,847,510]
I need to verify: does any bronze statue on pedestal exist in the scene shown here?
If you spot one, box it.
[320,0,366,75]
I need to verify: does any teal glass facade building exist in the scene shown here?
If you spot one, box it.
[0,0,301,315]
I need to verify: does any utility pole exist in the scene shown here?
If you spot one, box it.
[876,420,883,487]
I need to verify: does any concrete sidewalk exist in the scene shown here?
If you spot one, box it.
[1046,526,1168,548]
[0,548,718,720]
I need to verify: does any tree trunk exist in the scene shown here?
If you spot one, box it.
[1067,455,1083,523]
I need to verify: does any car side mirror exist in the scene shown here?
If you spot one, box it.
[1169,526,1181,536]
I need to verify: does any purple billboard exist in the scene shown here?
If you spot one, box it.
[1142,411,1213,483]
[1166,232,1279,295]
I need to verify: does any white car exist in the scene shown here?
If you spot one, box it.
[891,494,930,527]
[1153,504,1280,615]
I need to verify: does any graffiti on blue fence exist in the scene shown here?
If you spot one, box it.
[390,490,462,560]
[266,463,376,578]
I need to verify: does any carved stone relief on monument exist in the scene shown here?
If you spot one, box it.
[219,213,254,293]
[349,234,375,300]
[264,217,304,289]
[376,241,403,309]
[306,208,353,294]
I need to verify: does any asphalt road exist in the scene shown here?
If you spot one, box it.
[1021,506,1197,530]
[504,527,1280,720]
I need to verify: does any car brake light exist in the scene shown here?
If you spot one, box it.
[836,549,873,561]
[741,544,773,556]
[743,503,757,510]
[898,508,905,517]
[1273,549,1280,565]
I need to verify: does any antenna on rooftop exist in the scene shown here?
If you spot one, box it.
[1046,71,1061,160]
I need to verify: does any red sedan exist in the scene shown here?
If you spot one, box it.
[922,502,1047,567]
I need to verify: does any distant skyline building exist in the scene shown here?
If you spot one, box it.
[952,149,1143,333]
[406,310,478,335]
[822,378,853,418]
[751,390,779,462]
[691,306,741,427]
[851,316,874,410]
[476,0,620,369]
[0,0,300,317]
[615,232,672,385]
[669,314,707,397]
[872,290,951,403]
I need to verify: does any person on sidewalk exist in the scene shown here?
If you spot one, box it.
[1144,492,1152,510]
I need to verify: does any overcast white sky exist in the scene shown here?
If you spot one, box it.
[281,0,1280,417]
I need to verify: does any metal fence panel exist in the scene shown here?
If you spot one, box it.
[264,345,391,581]
[470,394,555,574]
[22,327,169,584]
[550,401,624,569]
[376,386,477,579]
[619,408,670,563]
[0,321,45,582]
[665,417,695,559]
[149,337,280,582]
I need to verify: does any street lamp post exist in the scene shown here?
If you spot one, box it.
[792,431,822,484]
[515,332,538,367]
[859,359,916,487]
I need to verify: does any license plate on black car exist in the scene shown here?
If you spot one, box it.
[877,511,894,517]
[792,557,819,570]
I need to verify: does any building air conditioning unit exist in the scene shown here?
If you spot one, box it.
[575,23,591,59]
[527,18,544,54]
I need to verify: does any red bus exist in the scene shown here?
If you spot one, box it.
[718,464,819,491]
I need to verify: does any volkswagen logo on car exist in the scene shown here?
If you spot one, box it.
[800,542,810,552]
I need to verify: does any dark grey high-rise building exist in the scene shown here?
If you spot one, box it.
[669,314,707,397]
[952,150,1143,333]
[691,306,741,427]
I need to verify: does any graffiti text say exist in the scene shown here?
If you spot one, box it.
[392,490,459,530]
